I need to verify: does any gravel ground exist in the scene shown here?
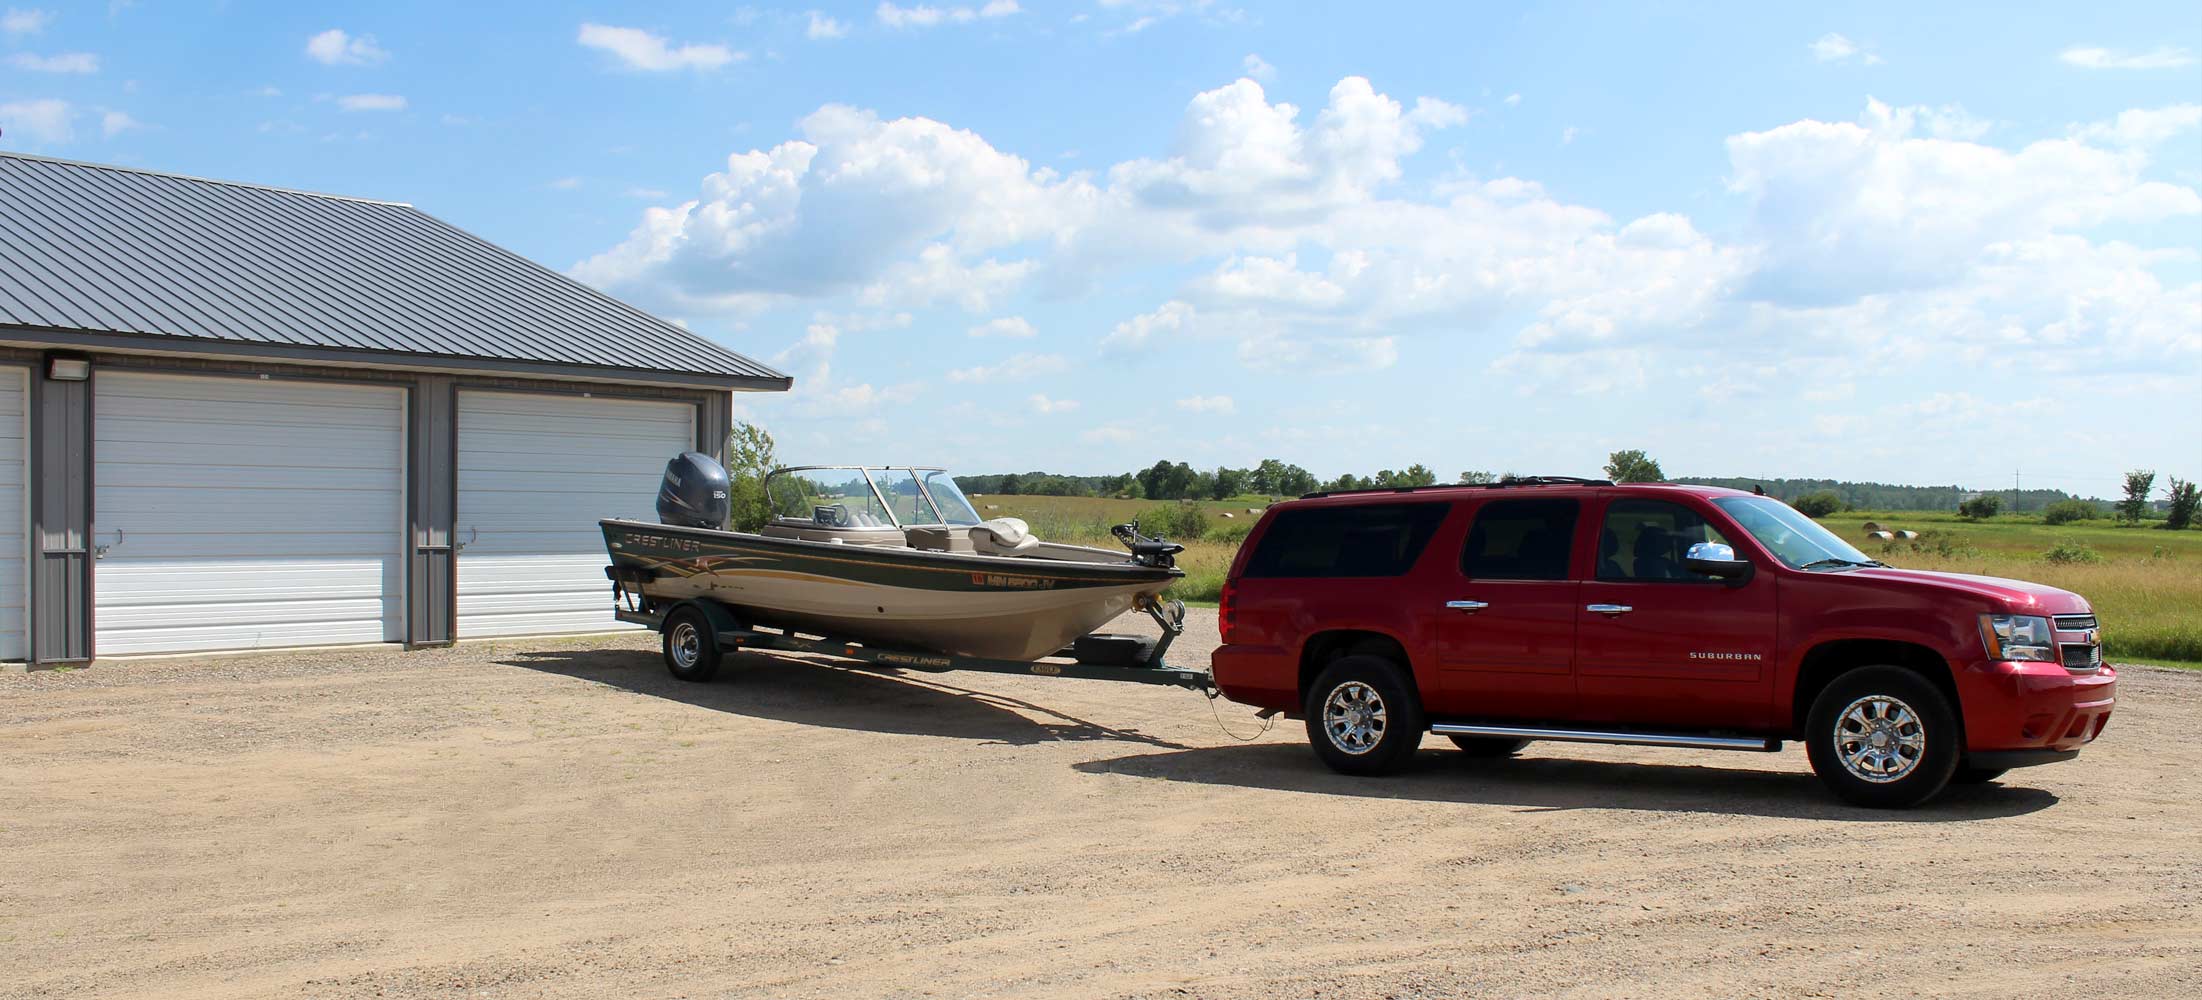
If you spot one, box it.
[3,609,2198,999]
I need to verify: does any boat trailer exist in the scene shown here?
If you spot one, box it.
[608,570,1213,693]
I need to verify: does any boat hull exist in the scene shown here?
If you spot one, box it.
[601,520,1182,661]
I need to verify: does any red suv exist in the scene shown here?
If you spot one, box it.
[1211,478,2116,808]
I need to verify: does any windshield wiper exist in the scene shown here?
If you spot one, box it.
[1799,557,1883,570]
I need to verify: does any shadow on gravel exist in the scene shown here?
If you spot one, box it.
[497,647,1187,749]
[1075,743,2058,821]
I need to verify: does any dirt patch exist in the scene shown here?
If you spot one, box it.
[4,611,2198,999]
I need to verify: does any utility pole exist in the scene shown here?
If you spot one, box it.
[2013,468,2020,514]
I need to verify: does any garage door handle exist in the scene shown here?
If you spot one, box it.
[1444,600,1489,613]
[1587,603,1633,616]
[455,526,477,553]
[94,527,124,560]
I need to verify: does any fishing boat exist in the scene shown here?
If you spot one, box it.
[600,455,1184,661]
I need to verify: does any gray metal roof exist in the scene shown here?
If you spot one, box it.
[0,152,788,391]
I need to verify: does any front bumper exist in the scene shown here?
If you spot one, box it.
[1956,659,2116,757]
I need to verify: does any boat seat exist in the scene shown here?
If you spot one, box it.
[971,517,1041,556]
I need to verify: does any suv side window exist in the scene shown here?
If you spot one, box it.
[1242,503,1450,578]
[1460,498,1580,580]
[1596,498,1732,582]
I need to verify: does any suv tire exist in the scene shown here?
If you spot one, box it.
[1304,656,1425,776]
[1950,766,2007,785]
[661,606,723,683]
[1447,735,1530,758]
[1805,665,1959,808]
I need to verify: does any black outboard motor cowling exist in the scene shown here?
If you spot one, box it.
[656,452,731,529]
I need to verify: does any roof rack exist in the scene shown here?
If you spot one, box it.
[1299,476,1614,500]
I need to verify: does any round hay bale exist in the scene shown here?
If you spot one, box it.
[1861,521,1882,532]
[983,504,999,511]
[1896,529,1919,540]
[1219,512,1235,519]
[1867,530,1894,541]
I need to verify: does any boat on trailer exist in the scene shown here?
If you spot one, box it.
[601,456,1193,669]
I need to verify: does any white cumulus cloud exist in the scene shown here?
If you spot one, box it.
[806,11,848,39]
[2059,46,2195,70]
[876,1,1018,28]
[968,316,1037,338]
[2,7,52,35]
[305,28,389,66]
[337,93,407,112]
[577,23,739,71]
[7,51,96,72]
[100,109,139,137]
[1176,395,1236,414]
[1029,393,1079,414]
[0,97,71,142]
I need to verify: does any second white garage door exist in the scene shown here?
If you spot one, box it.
[456,391,695,638]
[94,373,406,656]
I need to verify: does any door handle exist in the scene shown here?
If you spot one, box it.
[1587,603,1632,616]
[1444,600,1489,613]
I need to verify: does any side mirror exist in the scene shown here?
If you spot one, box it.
[1685,542,1753,584]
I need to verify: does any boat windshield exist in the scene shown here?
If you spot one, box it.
[920,472,984,526]
[867,469,945,527]
[764,467,984,528]
[768,469,899,528]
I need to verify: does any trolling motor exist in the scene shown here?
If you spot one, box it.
[1112,519,1184,569]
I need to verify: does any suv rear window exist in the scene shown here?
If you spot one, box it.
[1461,498,1580,580]
[1242,503,1450,578]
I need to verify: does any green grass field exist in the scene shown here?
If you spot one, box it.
[970,493,2200,668]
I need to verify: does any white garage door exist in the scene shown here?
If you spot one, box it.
[0,368,23,662]
[94,373,406,656]
[456,391,695,638]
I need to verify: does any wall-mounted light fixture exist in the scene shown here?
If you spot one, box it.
[44,352,91,382]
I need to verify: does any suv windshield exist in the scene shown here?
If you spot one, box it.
[1713,496,1876,570]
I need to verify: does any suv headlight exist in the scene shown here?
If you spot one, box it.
[1979,614,2057,662]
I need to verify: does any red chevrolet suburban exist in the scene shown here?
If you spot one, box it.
[1210,478,2116,808]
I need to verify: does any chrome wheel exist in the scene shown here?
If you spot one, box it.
[1833,694,1927,783]
[668,621,701,671]
[1322,681,1388,756]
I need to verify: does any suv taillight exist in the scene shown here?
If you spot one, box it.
[1219,579,1239,644]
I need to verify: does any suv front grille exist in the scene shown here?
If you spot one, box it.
[2060,643,2102,672]
[2053,614,2098,632]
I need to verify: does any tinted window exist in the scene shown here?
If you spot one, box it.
[1596,499,1731,581]
[1243,503,1450,578]
[1460,498,1579,581]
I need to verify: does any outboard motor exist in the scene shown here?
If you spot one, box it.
[656,452,731,529]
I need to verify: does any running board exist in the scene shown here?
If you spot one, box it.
[1430,722,1781,752]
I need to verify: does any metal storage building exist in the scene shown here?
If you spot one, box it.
[0,152,789,666]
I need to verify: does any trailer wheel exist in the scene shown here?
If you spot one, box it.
[662,606,722,683]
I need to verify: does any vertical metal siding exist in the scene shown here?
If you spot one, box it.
[28,369,92,663]
[0,368,24,660]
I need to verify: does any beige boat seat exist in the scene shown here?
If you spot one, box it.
[971,517,1041,556]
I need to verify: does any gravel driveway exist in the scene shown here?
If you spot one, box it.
[4,609,2197,999]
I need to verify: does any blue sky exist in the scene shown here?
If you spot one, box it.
[4,2,2198,495]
